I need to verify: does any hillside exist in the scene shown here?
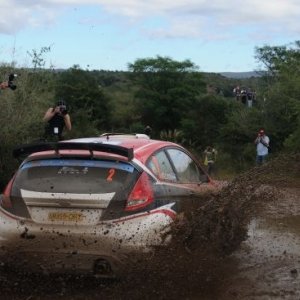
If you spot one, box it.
[220,71,262,79]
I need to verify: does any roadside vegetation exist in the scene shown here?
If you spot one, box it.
[1,41,300,188]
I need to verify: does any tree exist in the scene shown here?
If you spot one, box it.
[255,41,300,151]
[128,56,206,135]
[181,95,230,150]
[27,46,52,69]
[55,66,111,136]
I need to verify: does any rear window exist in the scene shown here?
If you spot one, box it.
[12,159,138,194]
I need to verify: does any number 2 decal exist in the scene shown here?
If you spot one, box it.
[107,168,115,181]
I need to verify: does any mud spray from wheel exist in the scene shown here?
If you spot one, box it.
[0,153,299,300]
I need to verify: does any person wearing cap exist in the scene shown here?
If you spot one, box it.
[43,99,72,141]
[254,129,270,165]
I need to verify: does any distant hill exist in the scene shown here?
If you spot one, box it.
[219,71,262,79]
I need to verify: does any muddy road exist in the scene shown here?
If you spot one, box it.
[1,154,300,299]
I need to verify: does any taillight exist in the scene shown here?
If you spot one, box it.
[125,172,154,211]
[1,177,15,208]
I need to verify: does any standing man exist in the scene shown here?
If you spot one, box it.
[203,146,218,176]
[254,129,270,165]
[43,99,72,141]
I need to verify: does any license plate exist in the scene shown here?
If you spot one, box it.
[48,212,84,222]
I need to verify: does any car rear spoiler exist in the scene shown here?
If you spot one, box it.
[13,142,134,161]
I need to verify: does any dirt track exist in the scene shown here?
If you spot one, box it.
[0,154,300,299]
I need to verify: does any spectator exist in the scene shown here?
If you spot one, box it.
[144,125,152,137]
[247,88,253,107]
[43,99,72,141]
[254,129,270,165]
[0,74,17,91]
[0,81,9,90]
[203,146,218,176]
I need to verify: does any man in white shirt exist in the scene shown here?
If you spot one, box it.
[254,129,270,165]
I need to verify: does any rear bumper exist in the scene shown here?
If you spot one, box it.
[0,203,176,275]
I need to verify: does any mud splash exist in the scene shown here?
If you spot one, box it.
[0,153,299,299]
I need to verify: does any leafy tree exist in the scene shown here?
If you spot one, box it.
[128,56,206,135]
[55,66,112,136]
[255,41,300,151]
[101,72,140,132]
[219,105,265,170]
[181,95,230,150]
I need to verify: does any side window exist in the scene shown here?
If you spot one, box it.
[166,149,204,183]
[147,151,177,182]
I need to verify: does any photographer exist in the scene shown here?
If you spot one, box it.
[254,129,270,165]
[43,100,72,141]
[0,81,9,90]
[0,74,17,91]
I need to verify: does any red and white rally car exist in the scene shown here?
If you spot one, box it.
[0,134,221,277]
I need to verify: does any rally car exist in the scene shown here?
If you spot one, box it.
[0,133,220,277]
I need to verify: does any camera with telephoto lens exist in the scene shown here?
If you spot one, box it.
[8,74,17,90]
[59,105,67,115]
[56,100,68,115]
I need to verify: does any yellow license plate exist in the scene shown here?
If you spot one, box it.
[48,212,84,222]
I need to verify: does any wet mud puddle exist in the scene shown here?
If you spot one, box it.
[220,215,300,299]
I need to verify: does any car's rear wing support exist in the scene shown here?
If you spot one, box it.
[13,142,134,161]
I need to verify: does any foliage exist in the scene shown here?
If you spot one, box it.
[0,66,56,187]
[160,129,184,143]
[218,106,261,170]
[101,72,140,132]
[128,56,206,134]
[27,46,52,69]
[254,41,300,151]
[55,66,112,137]
[2,45,300,186]
[180,95,231,151]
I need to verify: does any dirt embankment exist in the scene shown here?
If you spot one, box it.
[1,153,299,300]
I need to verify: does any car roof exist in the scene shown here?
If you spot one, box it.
[68,134,182,164]
[22,134,183,165]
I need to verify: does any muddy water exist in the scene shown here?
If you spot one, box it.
[2,214,299,300]
[219,215,300,299]
[1,153,300,299]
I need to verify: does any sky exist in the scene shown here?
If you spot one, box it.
[1,0,300,73]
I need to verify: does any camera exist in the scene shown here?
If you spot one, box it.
[56,100,68,115]
[59,105,68,115]
[8,74,17,90]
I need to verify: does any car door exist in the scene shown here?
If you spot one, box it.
[146,147,215,199]
[165,148,216,194]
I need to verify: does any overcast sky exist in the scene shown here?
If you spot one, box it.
[0,0,299,72]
